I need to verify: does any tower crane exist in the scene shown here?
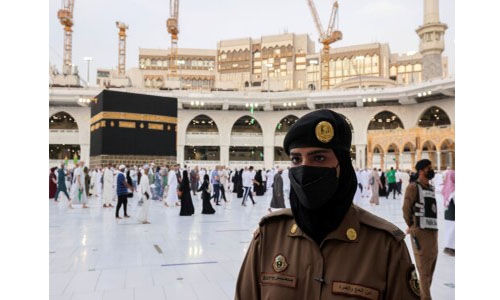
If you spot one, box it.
[57,0,75,75]
[307,0,342,90]
[166,0,179,78]
[116,21,129,77]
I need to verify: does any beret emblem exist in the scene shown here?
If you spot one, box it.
[315,121,334,143]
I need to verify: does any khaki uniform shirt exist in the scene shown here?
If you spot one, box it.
[235,205,420,300]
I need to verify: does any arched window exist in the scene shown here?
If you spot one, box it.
[368,111,404,130]
[49,112,78,130]
[418,106,451,127]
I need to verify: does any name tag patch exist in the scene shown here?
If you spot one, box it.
[260,272,297,288]
[332,281,380,300]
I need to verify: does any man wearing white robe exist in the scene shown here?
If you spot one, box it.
[137,164,152,224]
[282,167,290,201]
[70,161,89,208]
[94,167,103,199]
[165,165,180,207]
[102,163,115,208]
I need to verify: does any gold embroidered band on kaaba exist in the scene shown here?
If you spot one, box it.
[90,111,177,132]
[90,111,177,124]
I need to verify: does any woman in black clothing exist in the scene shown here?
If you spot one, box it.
[179,170,195,216]
[254,170,265,196]
[378,170,387,197]
[198,174,215,214]
[232,168,238,193]
[236,169,244,198]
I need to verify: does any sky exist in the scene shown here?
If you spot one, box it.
[49,0,455,85]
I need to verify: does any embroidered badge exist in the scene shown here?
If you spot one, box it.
[315,121,334,143]
[408,267,421,297]
[261,272,296,288]
[332,282,379,300]
[272,254,289,273]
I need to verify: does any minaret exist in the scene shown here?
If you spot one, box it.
[416,0,447,81]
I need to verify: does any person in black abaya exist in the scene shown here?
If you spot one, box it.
[198,174,215,214]
[254,170,265,196]
[378,169,387,197]
[236,169,244,198]
[179,170,195,216]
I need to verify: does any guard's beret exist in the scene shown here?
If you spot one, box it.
[415,159,432,171]
[283,109,352,155]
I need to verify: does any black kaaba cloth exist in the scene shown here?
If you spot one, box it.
[90,90,178,156]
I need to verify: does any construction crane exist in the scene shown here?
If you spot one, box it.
[307,0,342,90]
[57,0,75,75]
[116,21,128,77]
[166,0,179,78]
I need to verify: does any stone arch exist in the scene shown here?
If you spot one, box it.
[368,110,404,130]
[439,138,455,170]
[401,142,417,171]
[274,114,299,135]
[231,115,263,134]
[421,140,438,168]
[417,105,451,127]
[372,144,384,170]
[386,143,400,169]
[186,114,219,133]
[49,111,78,130]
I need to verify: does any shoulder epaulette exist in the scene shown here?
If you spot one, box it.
[258,208,294,226]
[355,206,406,241]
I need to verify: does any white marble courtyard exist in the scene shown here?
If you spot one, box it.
[49,189,454,300]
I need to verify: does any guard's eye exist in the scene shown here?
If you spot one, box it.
[290,156,302,165]
[313,155,326,162]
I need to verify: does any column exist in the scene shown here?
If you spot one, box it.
[80,143,90,165]
[220,145,229,167]
[177,145,184,165]
[436,151,441,171]
[416,149,422,162]
[355,144,367,169]
[264,145,274,170]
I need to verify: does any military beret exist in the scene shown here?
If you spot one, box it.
[415,159,431,171]
[283,109,352,155]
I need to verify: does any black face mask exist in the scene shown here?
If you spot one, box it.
[288,150,358,245]
[425,169,435,180]
[289,166,338,210]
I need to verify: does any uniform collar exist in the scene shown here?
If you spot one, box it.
[288,205,360,243]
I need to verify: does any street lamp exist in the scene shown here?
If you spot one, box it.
[83,57,93,87]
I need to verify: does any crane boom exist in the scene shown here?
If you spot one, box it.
[166,0,179,78]
[306,0,342,90]
[116,22,128,77]
[58,0,75,75]
[307,0,324,39]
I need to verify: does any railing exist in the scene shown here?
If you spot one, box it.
[49,129,79,133]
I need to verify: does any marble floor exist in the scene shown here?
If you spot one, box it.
[49,188,455,300]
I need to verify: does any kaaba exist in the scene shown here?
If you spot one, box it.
[89,90,177,168]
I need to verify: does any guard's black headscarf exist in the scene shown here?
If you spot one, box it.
[284,109,358,244]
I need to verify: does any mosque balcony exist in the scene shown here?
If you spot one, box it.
[185,132,220,146]
[184,160,220,168]
[49,129,80,144]
[230,133,263,146]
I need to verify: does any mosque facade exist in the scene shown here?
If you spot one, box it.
[49,0,453,171]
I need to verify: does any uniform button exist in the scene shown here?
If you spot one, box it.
[346,228,357,241]
[290,224,298,234]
